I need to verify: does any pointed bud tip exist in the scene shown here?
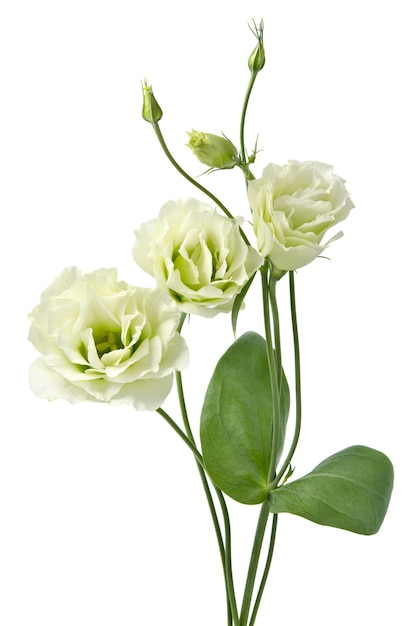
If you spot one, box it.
[142,80,163,123]
[248,19,265,73]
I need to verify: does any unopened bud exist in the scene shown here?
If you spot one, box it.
[142,80,163,123]
[187,130,238,169]
[248,19,265,74]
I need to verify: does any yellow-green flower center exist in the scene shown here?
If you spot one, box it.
[94,331,122,358]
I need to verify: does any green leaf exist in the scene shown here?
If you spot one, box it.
[200,331,290,505]
[269,445,394,535]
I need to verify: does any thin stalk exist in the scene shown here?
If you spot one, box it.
[248,514,278,626]
[261,270,281,484]
[239,72,257,183]
[272,271,302,488]
[150,121,250,246]
[239,272,282,626]
[174,314,239,625]
[239,501,271,626]
[217,490,239,626]
[155,407,204,465]
[240,271,284,625]
[175,368,239,625]
[268,277,282,395]
[156,405,238,625]
[175,371,193,440]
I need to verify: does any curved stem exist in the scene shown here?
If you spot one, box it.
[272,270,302,488]
[150,121,250,246]
[156,407,204,466]
[174,320,239,625]
[177,369,238,622]
[157,403,238,625]
[175,369,193,442]
[239,73,257,182]
[248,514,278,626]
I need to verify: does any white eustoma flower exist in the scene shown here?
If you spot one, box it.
[28,267,189,410]
[247,161,354,273]
[133,198,262,317]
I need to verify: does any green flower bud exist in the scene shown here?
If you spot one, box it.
[248,19,265,74]
[142,80,163,123]
[187,130,238,169]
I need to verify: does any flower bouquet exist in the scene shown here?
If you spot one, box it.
[28,20,393,626]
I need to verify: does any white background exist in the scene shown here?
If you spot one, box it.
[1,1,417,624]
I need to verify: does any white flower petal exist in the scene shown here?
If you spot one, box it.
[29,358,90,403]
[110,375,174,411]
[28,268,189,410]
[133,199,262,316]
[248,161,354,272]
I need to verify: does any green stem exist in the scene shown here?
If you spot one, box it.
[176,369,238,624]
[217,490,239,626]
[239,73,257,182]
[240,270,284,625]
[261,269,281,484]
[268,277,282,394]
[239,271,282,626]
[156,404,238,625]
[150,121,250,246]
[175,370,193,439]
[239,501,271,626]
[155,407,204,466]
[248,514,278,626]
[272,271,302,488]
[174,315,239,625]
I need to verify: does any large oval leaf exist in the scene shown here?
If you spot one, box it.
[269,445,394,535]
[200,331,289,504]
